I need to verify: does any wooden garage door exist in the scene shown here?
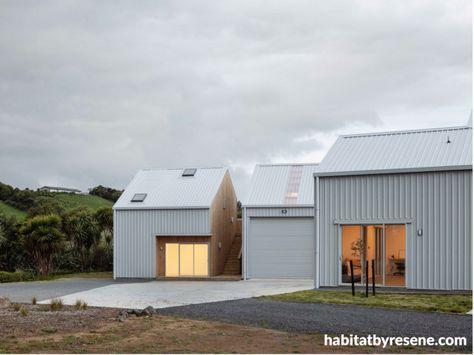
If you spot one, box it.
[247,218,314,278]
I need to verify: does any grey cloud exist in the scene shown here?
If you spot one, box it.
[0,0,471,197]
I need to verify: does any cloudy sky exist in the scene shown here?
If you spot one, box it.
[0,0,471,197]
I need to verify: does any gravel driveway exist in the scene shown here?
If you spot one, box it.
[158,298,472,346]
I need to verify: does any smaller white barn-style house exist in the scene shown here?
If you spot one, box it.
[113,167,238,279]
[242,163,319,279]
[314,126,472,290]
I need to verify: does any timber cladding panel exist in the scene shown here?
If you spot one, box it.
[156,236,212,277]
[210,171,238,275]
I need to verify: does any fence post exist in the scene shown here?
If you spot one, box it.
[365,260,369,297]
[372,259,376,296]
[350,260,355,296]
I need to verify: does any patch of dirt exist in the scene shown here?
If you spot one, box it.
[0,305,467,353]
[0,296,10,308]
[0,303,117,338]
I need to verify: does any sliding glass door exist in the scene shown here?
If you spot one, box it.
[341,224,405,287]
[384,225,406,286]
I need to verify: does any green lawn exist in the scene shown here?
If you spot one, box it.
[266,290,472,314]
[52,193,113,211]
[0,201,27,220]
[52,271,112,280]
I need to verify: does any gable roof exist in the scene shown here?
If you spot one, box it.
[244,163,319,207]
[114,167,227,210]
[316,126,472,177]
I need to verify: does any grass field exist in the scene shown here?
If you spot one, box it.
[53,193,113,210]
[0,201,27,220]
[266,290,472,314]
[0,194,113,221]
[52,271,112,280]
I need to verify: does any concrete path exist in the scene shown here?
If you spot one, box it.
[39,279,314,309]
[159,298,472,346]
[0,278,116,303]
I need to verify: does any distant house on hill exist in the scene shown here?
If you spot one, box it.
[39,186,82,194]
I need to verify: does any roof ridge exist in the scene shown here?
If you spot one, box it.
[341,125,471,139]
[257,163,319,167]
[141,166,226,171]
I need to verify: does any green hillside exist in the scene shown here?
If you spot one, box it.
[0,201,27,220]
[53,193,114,210]
[0,194,113,221]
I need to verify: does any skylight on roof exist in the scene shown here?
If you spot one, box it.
[283,165,303,204]
[131,193,147,202]
[182,168,197,177]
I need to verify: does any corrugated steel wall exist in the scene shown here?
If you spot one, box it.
[318,170,472,290]
[114,209,210,278]
[246,207,314,217]
[242,207,314,279]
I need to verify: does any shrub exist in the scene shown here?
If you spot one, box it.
[12,303,21,311]
[49,298,64,311]
[31,296,37,305]
[20,214,65,276]
[74,299,88,310]
[41,326,57,333]
[89,185,122,202]
[20,306,28,316]
[74,299,82,310]
[0,215,31,272]
[27,197,64,218]
[61,208,99,271]
[0,271,35,283]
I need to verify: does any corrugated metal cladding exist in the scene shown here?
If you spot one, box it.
[247,218,314,278]
[317,126,472,174]
[318,170,472,290]
[114,209,210,278]
[243,207,315,279]
[245,207,314,217]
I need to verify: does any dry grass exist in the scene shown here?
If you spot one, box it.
[0,313,463,354]
[49,298,64,311]
[266,290,472,314]
[20,306,29,317]
[74,299,88,310]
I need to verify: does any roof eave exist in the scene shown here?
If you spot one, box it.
[313,165,473,178]
[113,205,211,211]
[242,204,314,208]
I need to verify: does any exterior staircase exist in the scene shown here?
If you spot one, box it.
[222,233,242,275]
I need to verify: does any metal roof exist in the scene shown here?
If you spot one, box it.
[39,186,82,193]
[114,167,227,209]
[316,126,472,177]
[244,163,319,207]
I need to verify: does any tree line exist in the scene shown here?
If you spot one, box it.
[0,206,113,276]
[0,181,122,212]
[0,181,120,277]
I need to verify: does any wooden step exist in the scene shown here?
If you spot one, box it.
[222,234,242,276]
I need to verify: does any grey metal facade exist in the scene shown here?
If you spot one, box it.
[114,209,210,278]
[242,207,315,279]
[247,217,314,278]
[317,170,472,290]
